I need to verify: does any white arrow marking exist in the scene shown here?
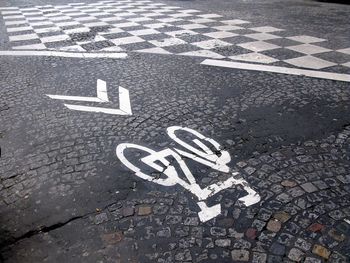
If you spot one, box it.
[46,79,132,115]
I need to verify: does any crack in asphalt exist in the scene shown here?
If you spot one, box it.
[0,198,127,250]
[0,215,85,249]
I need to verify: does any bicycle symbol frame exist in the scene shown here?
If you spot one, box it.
[116,126,260,222]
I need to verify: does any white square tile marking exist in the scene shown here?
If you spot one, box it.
[238,41,279,52]
[337,48,350,55]
[203,31,238,39]
[221,19,250,25]
[198,14,222,18]
[164,30,197,37]
[7,26,33,33]
[286,35,326,43]
[192,39,232,49]
[249,26,284,33]
[9,33,38,42]
[229,52,278,64]
[111,36,145,45]
[136,47,171,54]
[180,50,225,59]
[212,25,243,31]
[179,23,208,30]
[244,33,281,41]
[284,55,336,70]
[286,44,331,55]
[12,43,46,50]
[41,34,70,43]
[149,37,186,47]
[190,18,216,24]
[129,28,160,36]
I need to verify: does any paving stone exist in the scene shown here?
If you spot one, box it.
[300,182,318,193]
[266,219,281,232]
[308,223,325,232]
[228,228,244,238]
[252,252,267,263]
[257,230,276,246]
[288,248,304,262]
[175,249,192,261]
[153,204,169,215]
[218,218,234,227]
[251,219,266,231]
[246,228,258,240]
[175,226,190,237]
[269,242,286,256]
[312,244,331,259]
[294,238,311,251]
[281,180,297,187]
[336,222,350,235]
[285,222,300,235]
[157,227,171,238]
[231,249,250,261]
[138,206,152,215]
[184,217,199,226]
[304,257,322,263]
[94,212,109,224]
[215,239,231,247]
[273,211,291,223]
[277,233,294,245]
[210,227,226,237]
[328,252,348,263]
[122,207,135,217]
[267,255,283,263]
[203,237,214,248]
[328,228,346,242]
[101,231,123,244]
[166,215,183,224]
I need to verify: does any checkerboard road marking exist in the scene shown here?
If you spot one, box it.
[0,0,349,80]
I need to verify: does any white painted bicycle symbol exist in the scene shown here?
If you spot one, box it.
[116,126,260,222]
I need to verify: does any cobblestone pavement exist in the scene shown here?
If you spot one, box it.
[0,0,350,262]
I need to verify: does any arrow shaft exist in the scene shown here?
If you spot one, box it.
[46,94,104,102]
[64,104,130,115]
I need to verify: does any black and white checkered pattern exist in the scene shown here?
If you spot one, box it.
[1,0,349,71]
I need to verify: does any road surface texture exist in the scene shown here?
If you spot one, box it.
[0,0,349,262]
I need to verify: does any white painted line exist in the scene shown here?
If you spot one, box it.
[118,86,132,115]
[47,79,108,103]
[64,104,131,115]
[6,26,32,33]
[12,43,46,50]
[8,33,38,42]
[97,79,109,102]
[201,59,350,82]
[46,95,104,102]
[0,50,127,59]
[46,80,132,116]
[41,34,70,43]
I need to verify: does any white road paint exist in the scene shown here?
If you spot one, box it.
[46,79,132,115]
[0,50,127,59]
[116,126,260,222]
[47,79,109,103]
[201,59,350,82]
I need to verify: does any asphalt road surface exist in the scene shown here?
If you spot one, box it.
[0,0,349,262]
